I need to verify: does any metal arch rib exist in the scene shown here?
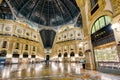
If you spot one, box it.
[51,1,57,26]
[74,12,82,27]
[54,0,65,26]
[5,0,17,19]
[59,0,73,21]
[39,0,46,25]
[28,0,40,19]
[17,0,31,16]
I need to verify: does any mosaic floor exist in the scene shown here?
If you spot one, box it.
[0,62,120,80]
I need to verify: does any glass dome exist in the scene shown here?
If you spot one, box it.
[0,0,14,20]
[9,0,80,27]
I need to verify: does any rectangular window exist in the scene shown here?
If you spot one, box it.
[33,46,35,51]
[2,41,7,48]
[90,0,98,8]
[25,45,28,50]
[90,0,99,15]
[15,43,19,49]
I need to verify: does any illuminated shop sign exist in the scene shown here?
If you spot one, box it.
[91,24,115,46]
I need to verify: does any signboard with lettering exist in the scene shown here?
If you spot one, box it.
[91,24,115,47]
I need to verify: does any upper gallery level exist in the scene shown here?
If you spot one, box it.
[0,19,41,43]
[55,25,84,43]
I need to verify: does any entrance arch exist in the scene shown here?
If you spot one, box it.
[70,52,75,62]
[23,52,28,58]
[22,52,29,63]
[13,51,19,58]
[46,55,49,60]
[0,50,7,57]
[63,52,68,62]
[79,51,83,56]
[12,51,19,63]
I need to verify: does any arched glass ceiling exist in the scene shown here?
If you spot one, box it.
[74,13,82,27]
[0,0,14,20]
[9,0,80,27]
[39,29,56,48]
[91,16,111,34]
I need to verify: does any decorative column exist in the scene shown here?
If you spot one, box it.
[84,38,96,70]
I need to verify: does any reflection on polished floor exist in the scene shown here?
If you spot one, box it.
[0,62,120,80]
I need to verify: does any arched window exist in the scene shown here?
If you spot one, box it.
[58,53,62,57]
[70,52,75,57]
[33,46,35,51]
[15,43,19,49]
[79,52,83,56]
[59,37,61,40]
[64,36,66,38]
[23,52,28,58]
[91,16,111,34]
[64,52,68,57]
[13,51,19,58]
[2,41,7,48]
[0,50,7,57]
[70,34,73,37]
[25,45,28,50]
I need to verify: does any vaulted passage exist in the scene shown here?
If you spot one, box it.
[39,29,56,48]
[9,0,79,26]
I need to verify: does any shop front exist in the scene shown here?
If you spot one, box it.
[31,55,36,63]
[12,51,19,64]
[91,23,120,74]
[0,50,7,65]
[22,52,28,63]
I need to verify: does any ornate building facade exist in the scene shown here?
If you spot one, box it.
[0,0,120,75]
[51,0,120,74]
[51,26,84,62]
[0,19,44,64]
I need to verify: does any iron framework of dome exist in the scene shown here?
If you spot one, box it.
[9,0,80,27]
[0,0,14,20]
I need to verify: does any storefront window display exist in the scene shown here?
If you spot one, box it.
[94,46,119,69]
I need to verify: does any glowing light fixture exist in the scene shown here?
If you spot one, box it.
[111,22,120,31]
[79,42,83,47]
